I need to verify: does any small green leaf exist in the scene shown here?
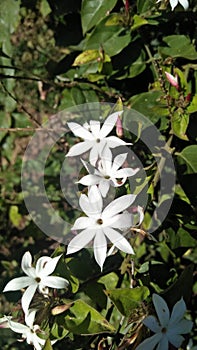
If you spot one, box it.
[73,50,100,65]
[160,35,197,60]
[170,228,196,250]
[105,286,150,317]
[59,300,115,334]
[43,339,53,350]
[40,0,52,17]
[81,0,118,34]
[171,111,189,140]
[131,15,148,31]
[9,205,22,228]
[176,145,197,173]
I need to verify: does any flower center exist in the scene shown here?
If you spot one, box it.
[96,138,101,143]
[97,218,103,225]
[35,277,41,283]
[104,175,110,179]
[116,178,123,184]
[161,327,167,333]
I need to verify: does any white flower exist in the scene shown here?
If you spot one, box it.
[78,146,139,197]
[67,185,136,270]
[136,293,193,350]
[157,0,189,10]
[3,252,69,314]
[66,111,131,165]
[6,309,45,350]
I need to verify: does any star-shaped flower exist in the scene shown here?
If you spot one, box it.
[66,111,131,165]
[3,252,69,314]
[136,293,193,350]
[78,146,139,197]
[6,309,45,350]
[67,185,136,270]
[157,0,189,10]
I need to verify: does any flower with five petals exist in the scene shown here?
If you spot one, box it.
[136,293,193,350]
[6,309,45,350]
[78,146,139,197]
[67,185,136,270]
[66,111,131,166]
[3,252,69,314]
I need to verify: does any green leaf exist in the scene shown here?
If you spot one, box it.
[84,14,131,57]
[73,50,101,65]
[43,339,53,350]
[137,0,156,14]
[170,228,196,250]
[171,111,189,140]
[128,50,146,78]
[105,286,150,317]
[59,300,115,334]
[40,0,52,17]
[81,0,118,34]
[176,145,197,173]
[127,91,169,126]
[187,95,197,114]
[9,205,22,228]
[131,15,148,31]
[160,35,197,60]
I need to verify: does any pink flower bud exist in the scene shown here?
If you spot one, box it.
[165,71,179,90]
[116,116,123,138]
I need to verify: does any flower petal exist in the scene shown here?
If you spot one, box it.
[66,141,93,157]
[143,315,161,333]
[99,180,110,198]
[3,276,34,292]
[36,256,51,275]
[106,136,132,148]
[168,319,193,335]
[169,298,186,325]
[21,284,38,314]
[104,213,132,229]
[78,174,100,186]
[112,153,128,170]
[135,333,162,350]
[67,122,94,140]
[67,229,95,254]
[8,319,28,334]
[178,0,189,9]
[38,255,62,277]
[156,335,168,350]
[102,194,136,218]
[89,144,100,166]
[86,185,103,216]
[170,0,178,10]
[21,252,35,277]
[167,333,184,348]
[93,230,107,271]
[152,294,170,327]
[25,309,37,328]
[99,111,122,138]
[116,167,139,178]
[41,276,69,289]
[104,227,134,254]
[89,120,101,137]
[72,216,96,230]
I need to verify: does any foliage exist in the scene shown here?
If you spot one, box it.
[0,0,197,349]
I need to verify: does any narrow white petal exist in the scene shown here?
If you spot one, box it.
[135,333,162,350]
[81,159,95,174]
[153,294,170,327]
[100,145,113,173]
[104,213,132,229]
[8,320,28,334]
[89,120,101,137]
[104,227,134,254]
[102,194,136,218]
[106,136,132,148]
[41,276,69,289]
[66,141,93,157]
[87,185,103,215]
[143,315,161,333]
[168,319,193,335]
[89,145,100,166]
[25,309,37,328]
[39,255,62,277]
[21,284,38,314]
[67,229,95,254]
[99,111,122,138]
[167,333,184,348]
[170,0,178,10]
[156,335,169,350]
[112,153,128,171]
[116,167,139,178]
[78,174,100,186]
[31,336,44,350]
[21,252,35,277]
[72,216,96,230]
[36,256,51,276]
[99,180,110,197]
[169,298,186,325]
[179,0,189,9]
[93,230,107,270]
[67,122,94,140]
[3,276,34,292]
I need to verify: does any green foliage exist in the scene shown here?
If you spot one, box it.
[0,0,197,349]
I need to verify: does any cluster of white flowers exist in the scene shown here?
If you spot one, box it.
[65,111,143,270]
[2,252,69,349]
